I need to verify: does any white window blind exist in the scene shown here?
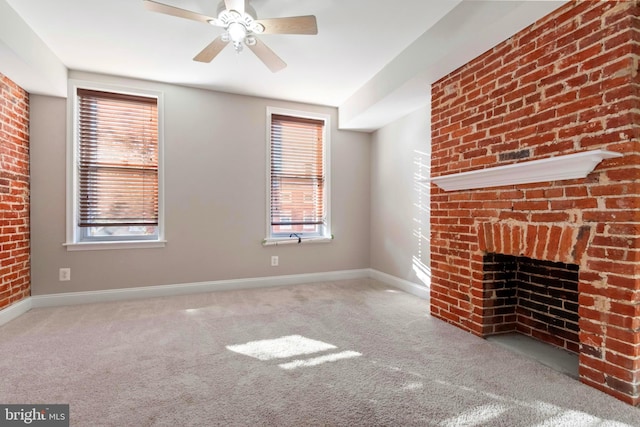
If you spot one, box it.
[77,89,159,228]
[270,113,325,236]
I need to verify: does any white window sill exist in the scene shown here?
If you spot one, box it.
[64,240,167,251]
[262,236,333,246]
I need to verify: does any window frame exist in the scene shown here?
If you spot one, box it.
[65,80,166,251]
[265,107,331,245]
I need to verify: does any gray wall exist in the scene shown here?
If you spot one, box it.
[370,106,430,286]
[30,72,371,295]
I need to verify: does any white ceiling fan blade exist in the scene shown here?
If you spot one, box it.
[224,0,245,15]
[193,36,229,63]
[143,0,215,24]
[256,16,318,35]
[248,39,287,73]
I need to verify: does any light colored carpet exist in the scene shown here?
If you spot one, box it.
[1,278,639,426]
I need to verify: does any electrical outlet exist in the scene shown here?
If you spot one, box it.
[59,268,71,281]
[271,256,279,267]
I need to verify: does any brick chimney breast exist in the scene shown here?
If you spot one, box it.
[430,1,640,405]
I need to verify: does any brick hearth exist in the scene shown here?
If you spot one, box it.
[430,1,640,405]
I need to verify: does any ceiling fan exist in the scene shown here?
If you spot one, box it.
[143,0,318,72]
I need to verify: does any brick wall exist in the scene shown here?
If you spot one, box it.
[431,1,640,405]
[0,73,30,310]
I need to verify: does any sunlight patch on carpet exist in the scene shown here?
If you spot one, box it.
[440,404,508,427]
[402,381,423,391]
[278,351,362,370]
[432,379,631,426]
[538,409,628,426]
[226,335,336,361]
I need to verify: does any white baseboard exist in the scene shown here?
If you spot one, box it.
[30,269,371,308]
[0,298,32,326]
[368,269,430,300]
[0,268,427,326]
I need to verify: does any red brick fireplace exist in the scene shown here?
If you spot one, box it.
[430,1,640,405]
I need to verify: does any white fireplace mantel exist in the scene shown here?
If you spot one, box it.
[430,149,623,191]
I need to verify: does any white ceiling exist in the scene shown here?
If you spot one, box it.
[1,0,566,131]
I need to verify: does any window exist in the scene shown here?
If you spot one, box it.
[66,81,164,250]
[266,108,330,243]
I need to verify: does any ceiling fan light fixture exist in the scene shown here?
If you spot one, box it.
[228,22,247,43]
[251,22,265,34]
[229,10,242,19]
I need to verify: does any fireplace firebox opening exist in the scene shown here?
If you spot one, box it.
[482,253,579,354]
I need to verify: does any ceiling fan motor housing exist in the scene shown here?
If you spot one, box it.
[216,0,256,18]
